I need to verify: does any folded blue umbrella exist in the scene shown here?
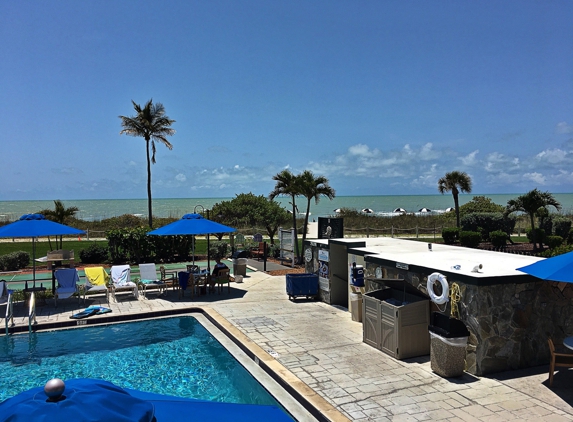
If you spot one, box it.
[70,306,111,319]
[0,378,154,422]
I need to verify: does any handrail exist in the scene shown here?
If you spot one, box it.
[5,292,14,335]
[28,292,37,333]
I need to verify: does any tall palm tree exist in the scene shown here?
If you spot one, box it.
[505,189,561,248]
[119,99,175,228]
[298,170,336,244]
[437,171,472,228]
[269,169,300,262]
[37,200,79,249]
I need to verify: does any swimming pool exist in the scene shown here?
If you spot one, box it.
[0,316,285,409]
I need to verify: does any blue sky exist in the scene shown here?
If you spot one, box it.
[1,1,572,200]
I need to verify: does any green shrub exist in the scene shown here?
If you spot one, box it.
[546,235,564,250]
[490,230,508,248]
[79,243,109,264]
[553,217,572,239]
[461,212,516,241]
[567,228,573,245]
[209,241,229,259]
[526,228,546,244]
[0,251,29,271]
[539,244,573,258]
[459,231,481,248]
[442,227,459,244]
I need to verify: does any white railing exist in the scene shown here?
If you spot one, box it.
[5,293,14,335]
[28,292,37,333]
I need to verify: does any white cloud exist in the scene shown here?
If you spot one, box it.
[175,173,186,182]
[459,150,479,166]
[523,172,546,185]
[535,148,569,165]
[556,122,573,134]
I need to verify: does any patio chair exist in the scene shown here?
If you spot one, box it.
[548,338,573,386]
[213,268,231,294]
[110,265,139,302]
[251,242,265,260]
[178,271,200,299]
[138,263,166,299]
[159,265,178,292]
[83,267,110,304]
[186,264,200,274]
[54,268,81,307]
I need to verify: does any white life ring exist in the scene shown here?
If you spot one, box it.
[427,272,449,305]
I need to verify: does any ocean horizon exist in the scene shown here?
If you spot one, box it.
[1,193,573,222]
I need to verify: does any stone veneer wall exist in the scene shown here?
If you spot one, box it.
[364,261,573,376]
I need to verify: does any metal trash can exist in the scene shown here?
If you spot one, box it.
[233,257,248,277]
[428,312,470,377]
[232,250,249,259]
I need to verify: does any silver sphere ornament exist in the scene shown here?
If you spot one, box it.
[44,378,65,400]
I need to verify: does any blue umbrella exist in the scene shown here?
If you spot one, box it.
[517,252,573,283]
[0,378,294,422]
[148,213,236,270]
[0,214,85,289]
[0,378,154,422]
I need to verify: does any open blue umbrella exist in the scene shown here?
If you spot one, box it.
[0,214,85,289]
[148,213,236,270]
[517,251,573,283]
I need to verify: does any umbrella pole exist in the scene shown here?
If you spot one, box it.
[207,234,210,273]
[32,238,36,288]
[192,236,195,266]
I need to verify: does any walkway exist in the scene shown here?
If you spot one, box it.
[6,270,573,421]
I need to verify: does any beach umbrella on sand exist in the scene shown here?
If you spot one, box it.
[0,214,85,290]
[361,208,374,214]
[148,213,236,271]
[393,208,406,214]
[418,207,432,213]
[517,251,573,283]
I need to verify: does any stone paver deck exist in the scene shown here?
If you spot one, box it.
[6,270,573,421]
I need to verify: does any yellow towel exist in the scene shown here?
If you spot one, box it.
[84,267,110,286]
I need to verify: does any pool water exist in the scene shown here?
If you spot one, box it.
[0,316,281,407]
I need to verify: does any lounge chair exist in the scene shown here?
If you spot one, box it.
[186,264,200,274]
[83,267,110,304]
[213,268,231,294]
[110,265,139,302]
[548,338,573,386]
[0,280,13,307]
[138,263,166,299]
[54,268,81,307]
[251,242,265,260]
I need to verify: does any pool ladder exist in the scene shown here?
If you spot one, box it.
[5,292,14,335]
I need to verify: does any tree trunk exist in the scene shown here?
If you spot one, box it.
[290,195,300,262]
[302,198,311,244]
[146,137,153,229]
[454,193,460,228]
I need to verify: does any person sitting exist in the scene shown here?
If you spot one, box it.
[212,257,228,277]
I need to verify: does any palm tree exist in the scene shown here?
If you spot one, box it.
[119,99,175,228]
[298,170,336,244]
[437,171,472,228]
[269,169,300,262]
[505,189,561,248]
[37,200,79,249]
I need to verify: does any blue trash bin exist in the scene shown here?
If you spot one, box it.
[286,273,318,300]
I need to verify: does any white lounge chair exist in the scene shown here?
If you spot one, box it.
[0,280,13,307]
[138,263,166,299]
[54,268,81,307]
[110,265,139,302]
[83,267,110,304]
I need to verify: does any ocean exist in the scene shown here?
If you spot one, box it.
[1,194,573,222]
